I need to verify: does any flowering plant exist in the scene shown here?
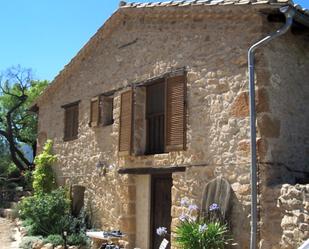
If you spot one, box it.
[156,227,168,237]
[174,198,233,249]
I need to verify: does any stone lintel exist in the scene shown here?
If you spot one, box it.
[118,166,186,175]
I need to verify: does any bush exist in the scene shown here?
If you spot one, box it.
[18,187,70,236]
[19,236,43,249]
[43,234,64,246]
[32,140,56,194]
[7,163,20,178]
[67,232,89,246]
[172,199,233,249]
[23,170,33,190]
[175,220,230,249]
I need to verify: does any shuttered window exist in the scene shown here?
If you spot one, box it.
[165,75,186,152]
[63,102,79,141]
[119,90,133,154]
[90,94,114,127]
[118,73,186,155]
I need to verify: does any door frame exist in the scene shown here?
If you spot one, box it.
[149,173,172,249]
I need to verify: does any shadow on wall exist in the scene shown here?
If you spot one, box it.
[229,190,250,249]
[256,29,309,186]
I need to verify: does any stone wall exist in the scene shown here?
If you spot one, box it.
[255,21,309,249]
[35,5,308,249]
[278,184,309,249]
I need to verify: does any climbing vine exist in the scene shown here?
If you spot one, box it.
[32,139,57,194]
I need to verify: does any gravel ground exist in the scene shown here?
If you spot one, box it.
[0,217,20,249]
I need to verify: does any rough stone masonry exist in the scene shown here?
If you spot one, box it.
[34,3,309,249]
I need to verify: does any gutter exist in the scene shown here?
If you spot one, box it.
[247,6,295,249]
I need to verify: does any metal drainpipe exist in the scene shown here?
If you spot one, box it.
[248,6,295,249]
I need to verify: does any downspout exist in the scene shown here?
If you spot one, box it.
[248,6,295,249]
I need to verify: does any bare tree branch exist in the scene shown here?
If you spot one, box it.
[0,66,36,171]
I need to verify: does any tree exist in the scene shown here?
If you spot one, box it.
[0,66,48,171]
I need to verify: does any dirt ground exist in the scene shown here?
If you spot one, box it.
[0,217,20,249]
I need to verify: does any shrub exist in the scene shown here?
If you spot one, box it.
[172,198,233,249]
[175,220,230,249]
[32,140,56,194]
[18,187,70,236]
[23,170,33,190]
[43,234,64,246]
[60,213,87,235]
[67,232,89,246]
[7,163,20,178]
[19,236,43,249]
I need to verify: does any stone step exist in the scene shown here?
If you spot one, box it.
[8,202,18,209]
[0,208,17,220]
[0,201,18,209]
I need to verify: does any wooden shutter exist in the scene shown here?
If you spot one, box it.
[165,75,186,152]
[90,97,99,127]
[72,104,79,138]
[119,90,133,155]
[200,177,232,220]
[64,107,73,140]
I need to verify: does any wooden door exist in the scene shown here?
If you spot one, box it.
[150,174,172,249]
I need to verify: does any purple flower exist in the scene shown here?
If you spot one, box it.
[180,197,189,207]
[188,204,199,211]
[156,227,167,236]
[179,214,187,222]
[198,224,208,233]
[209,203,220,211]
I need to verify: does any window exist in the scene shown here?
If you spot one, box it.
[146,80,165,154]
[63,102,79,141]
[90,94,114,127]
[118,72,186,155]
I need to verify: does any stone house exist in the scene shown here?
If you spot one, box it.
[32,1,309,248]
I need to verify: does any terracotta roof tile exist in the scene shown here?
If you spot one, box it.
[119,0,293,8]
[119,0,308,18]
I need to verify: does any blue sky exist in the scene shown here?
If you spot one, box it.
[0,0,308,81]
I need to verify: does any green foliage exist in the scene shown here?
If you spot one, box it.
[43,234,64,246]
[67,232,89,246]
[175,220,230,249]
[0,140,14,183]
[0,73,48,146]
[7,163,20,178]
[0,66,48,171]
[19,236,43,249]
[175,219,201,249]
[18,187,71,236]
[23,170,33,190]
[173,199,233,249]
[32,140,56,194]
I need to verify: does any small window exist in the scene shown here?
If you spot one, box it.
[101,95,114,126]
[90,94,114,127]
[146,80,165,154]
[63,102,79,141]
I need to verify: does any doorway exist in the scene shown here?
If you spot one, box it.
[150,174,172,249]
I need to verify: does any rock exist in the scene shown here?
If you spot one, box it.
[230,91,249,117]
[41,243,54,249]
[32,240,44,249]
[55,246,64,249]
[281,216,297,230]
[19,226,28,236]
[68,246,78,249]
